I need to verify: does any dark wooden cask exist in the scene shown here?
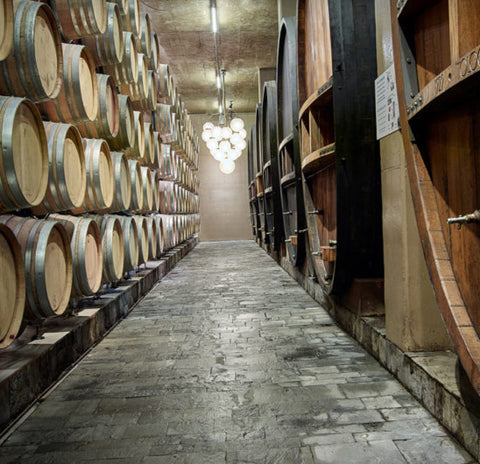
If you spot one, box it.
[392,0,480,395]
[276,17,306,267]
[255,103,267,244]
[247,125,261,240]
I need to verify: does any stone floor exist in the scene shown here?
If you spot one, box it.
[0,241,476,463]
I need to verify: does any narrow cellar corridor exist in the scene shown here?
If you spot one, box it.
[0,242,474,463]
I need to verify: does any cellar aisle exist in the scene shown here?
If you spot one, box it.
[0,241,474,464]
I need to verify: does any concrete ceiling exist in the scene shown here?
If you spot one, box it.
[140,0,279,115]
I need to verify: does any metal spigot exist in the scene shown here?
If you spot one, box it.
[447,209,480,229]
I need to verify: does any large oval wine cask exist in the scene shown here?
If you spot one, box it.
[108,152,132,212]
[0,96,49,212]
[72,138,114,213]
[118,215,138,272]
[128,159,143,211]
[0,0,63,102]
[77,73,120,141]
[89,214,124,283]
[51,0,107,40]
[38,43,98,124]
[276,16,306,267]
[133,215,149,265]
[81,2,123,66]
[104,31,138,87]
[108,94,135,151]
[247,125,260,239]
[254,103,267,244]
[0,223,25,348]
[261,80,284,251]
[50,214,102,296]
[0,215,72,319]
[0,0,13,61]
[125,110,145,159]
[392,0,480,394]
[31,122,86,214]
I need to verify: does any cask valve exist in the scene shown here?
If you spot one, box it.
[447,210,480,229]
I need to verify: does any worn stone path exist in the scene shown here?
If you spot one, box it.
[0,241,475,463]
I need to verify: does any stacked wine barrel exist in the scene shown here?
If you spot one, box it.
[0,0,199,348]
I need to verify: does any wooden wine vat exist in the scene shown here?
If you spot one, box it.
[108,94,135,151]
[38,43,99,124]
[255,103,267,244]
[133,215,149,265]
[277,17,306,266]
[51,0,107,40]
[261,80,284,251]
[297,0,382,294]
[89,214,124,283]
[72,138,114,213]
[118,215,139,272]
[247,126,260,239]
[77,73,120,141]
[0,0,13,61]
[392,0,480,393]
[0,215,72,319]
[0,223,25,348]
[31,122,86,214]
[0,0,63,102]
[0,96,49,212]
[50,214,103,297]
[128,159,143,211]
[108,152,132,212]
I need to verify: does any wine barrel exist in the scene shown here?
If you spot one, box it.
[118,215,138,272]
[128,159,143,211]
[152,131,161,172]
[159,213,176,250]
[156,103,174,140]
[276,16,306,267]
[158,181,175,214]
[145,216,157,260]
[77,73,120,141]
[260,81,284,251]
[0,223,25,348]
[89,214,124,283]
[152,214,164,257]
[104,31,138,87]
[139,12,151,59]
[125,110,145,159]
[0,0,13,61]
[144,122,155,167]
[120,52,148,103]
[108,152,132,212]
[392,0,480,395]
[38,43,98,124]
[150,32,159,71]
[125,0,140,35]
[31,122,86,214]
[113,0,128,32]
[0,0,63,102]
[137,69,157,112]
[50,214,102,296]
[151,169,160,212]
[0,215,72,319]
[51,0,107,40]
[140,166,153,213]
[108,94,135,151]
[81,2,124,66]
[72,138,114,213]
[0,96,49,212]
[157,64,172,104]
[133,215,148,265]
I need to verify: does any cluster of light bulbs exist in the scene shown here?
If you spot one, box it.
[202,117,247,174]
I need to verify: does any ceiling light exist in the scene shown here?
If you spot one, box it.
[219,159,235,174]
[230,117,244,132]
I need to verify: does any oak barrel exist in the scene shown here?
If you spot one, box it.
[0,223,25,348]
[145,215,157,260]
[0,96,49,212]
[144,122,155,167]
[50,214,103,296]
[81,1,124,66]
[150,32,159,71]
[128,159,143,211]
[133,215,148,265]
[0,0,13,61]
[0,0,63,102]
[125,110,145,159]
[104,31,138,87]
[118,215,139,272]
[31,122,86,214]
[38,43,99,124]
[151,169,160,212]
[125,0,140,35]
[0,215,72,319]
[108,152,132,212]
[152,214,164,257]
[139,12,151,59]
[77,73,120,141]
[108,94,135,151]
[140,166,153,213]
[157,64,172,104]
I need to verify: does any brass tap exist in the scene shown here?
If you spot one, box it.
[447,209,480,229]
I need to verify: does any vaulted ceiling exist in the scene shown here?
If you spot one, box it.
[140,0,279,114]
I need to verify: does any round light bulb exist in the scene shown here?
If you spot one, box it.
[212,149,224,161]
[230,148,242,160]
[221,126,232,139]
[206,139,218,151]
[219,159,235,174]
[203,122,214,131]
[237,139,246,150]
[230,117,244,132]
[219,140,231,152]
[211,126,222,139]
[239,128,247,139]
[230,133,242,146]
[201,129,212,142]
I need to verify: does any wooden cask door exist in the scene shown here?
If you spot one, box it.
[297,0,383,294]
[392,0,480,393]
